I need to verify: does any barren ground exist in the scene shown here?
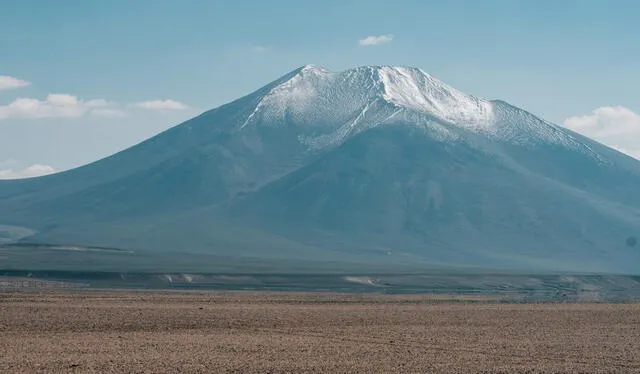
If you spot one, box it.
[1,291,639,373]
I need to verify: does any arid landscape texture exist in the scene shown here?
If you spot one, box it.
[2,290,639,373]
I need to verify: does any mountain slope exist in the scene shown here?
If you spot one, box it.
[1,65,639,273]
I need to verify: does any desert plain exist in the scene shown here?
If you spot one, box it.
[1,290,639,373]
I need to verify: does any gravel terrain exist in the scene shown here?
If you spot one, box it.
[1,291,639,373]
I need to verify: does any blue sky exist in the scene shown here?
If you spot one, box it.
[1,0,640,177]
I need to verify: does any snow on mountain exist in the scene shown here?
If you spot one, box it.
[236,65,616,162]
[1,65,640,274]
[378,66,494,125]
[241,65,494,136]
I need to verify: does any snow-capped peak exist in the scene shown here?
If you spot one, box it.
[298,64,330,74]
[377,66,494,125]
[242,65,494,131]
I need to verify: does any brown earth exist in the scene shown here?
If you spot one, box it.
[1,290,639,373]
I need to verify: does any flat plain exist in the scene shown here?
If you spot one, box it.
[1,290,639,373]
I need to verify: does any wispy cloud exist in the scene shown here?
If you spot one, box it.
[0,159,19,169]
[359,34,393,46]
[0,164,56,180]
[0,93,191,119]
[91,108,127,118]
[0,94,121,120]
[0,75,30,91]
[252,45,269,53]
[85,99,112,108]
[0,94,86,119]
[563,106,640,159]
[133,99,190,110]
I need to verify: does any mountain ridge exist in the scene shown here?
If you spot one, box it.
[1,65,639,274]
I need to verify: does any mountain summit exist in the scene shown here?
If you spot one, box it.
[1,65,639,273]
[243,65,493,129]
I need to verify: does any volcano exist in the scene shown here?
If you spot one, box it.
[1,65,640,273]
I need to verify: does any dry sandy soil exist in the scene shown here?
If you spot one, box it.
[1,291,639,373]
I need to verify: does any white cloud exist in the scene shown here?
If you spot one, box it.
[0,95,85,119]
[0,164,56,180]
[133,99,190,110]
[0,75,30,91]
[46,93,79,106]
[359,34,393,46]
[563,106,640,159]
[0,94,124,120]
